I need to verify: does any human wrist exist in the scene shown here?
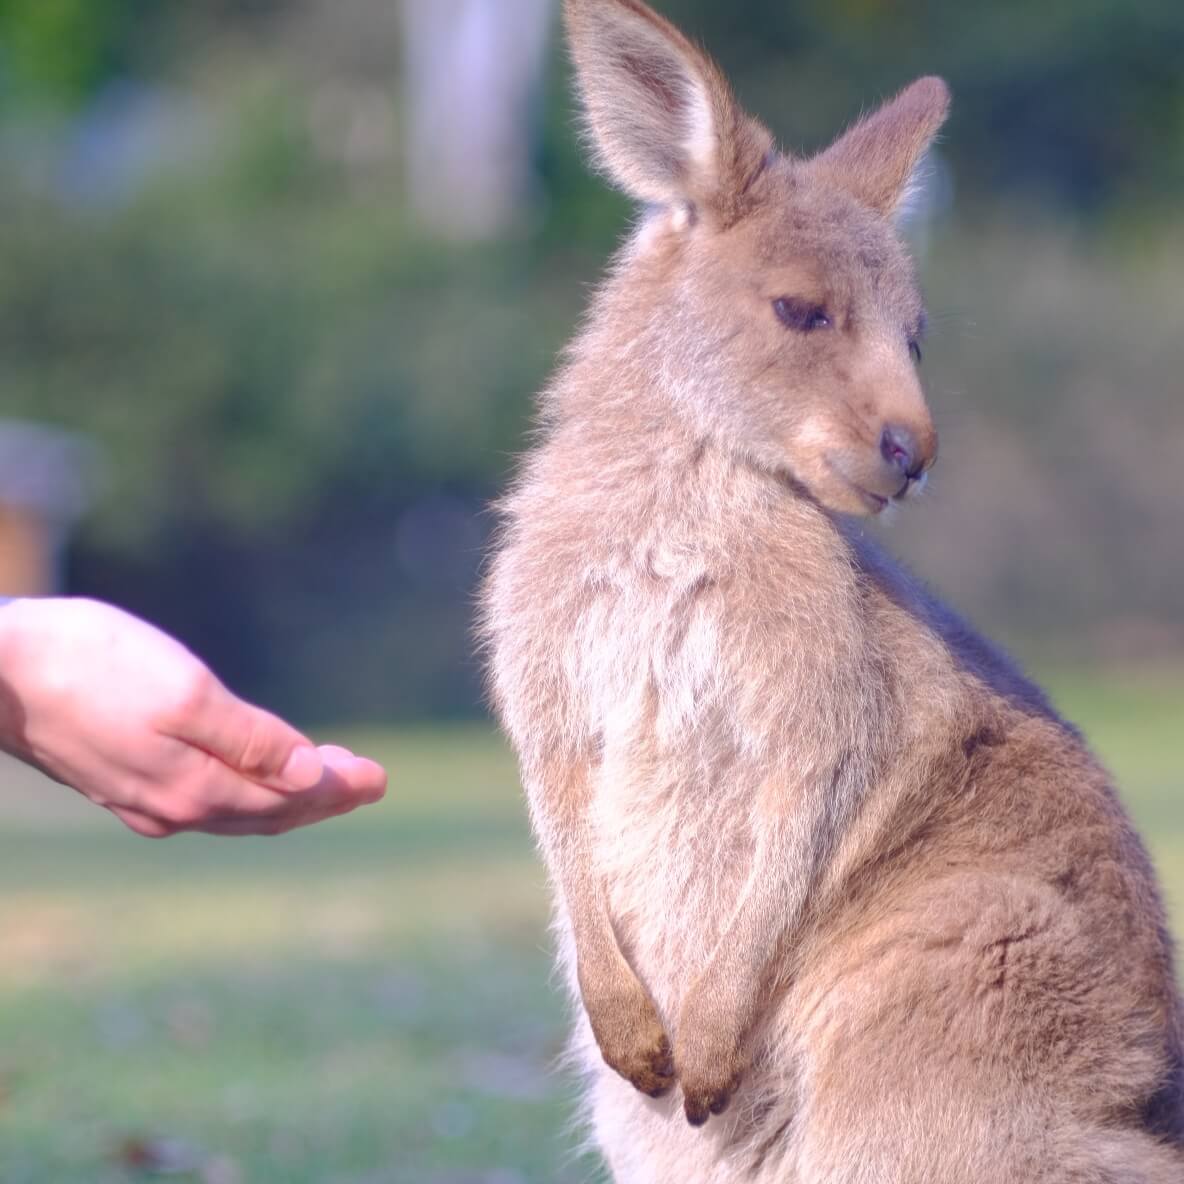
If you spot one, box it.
[0,596,36,760]
[0,597,75,765]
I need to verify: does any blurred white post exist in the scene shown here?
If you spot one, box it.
[400,0,554,240]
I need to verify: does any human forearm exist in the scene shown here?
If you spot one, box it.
[0,597,387,836]
[0,596,42,763]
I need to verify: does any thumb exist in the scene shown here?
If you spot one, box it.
[174,680,323,790]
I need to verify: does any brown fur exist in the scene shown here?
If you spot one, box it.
[481,1,1184,1179]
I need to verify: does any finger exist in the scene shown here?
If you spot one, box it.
[317,747,388,802]
[195,790,370,837]
[177,758,383,837]
[197,791,364,837]
[107,804,174,839]
[141,764,293,835]
[167,680,323,791]
[265,758,387,822]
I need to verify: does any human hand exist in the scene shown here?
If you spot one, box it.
[0,598,387,837]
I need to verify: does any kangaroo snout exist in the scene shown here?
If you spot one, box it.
[866,418,936,505]
[880,423,927,480]
[880,418,937,489]
[798,400,938,516]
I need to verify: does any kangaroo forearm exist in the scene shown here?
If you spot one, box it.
[686,853,812,1033]
[527,758,676,1098]
[705,784,839,987]
[675,791,838,1124]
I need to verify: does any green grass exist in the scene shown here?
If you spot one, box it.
[1043,668,1184,917]
[0,677,1180,1183]
[0,728,584,1184]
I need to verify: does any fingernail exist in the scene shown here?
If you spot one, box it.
[281,745,323,790]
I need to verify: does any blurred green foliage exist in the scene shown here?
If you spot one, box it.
[5,1,1183,203]
[0,148,572,544]
[0,0,145,103]
[685,0,1184,208]
[0,0,1180,719]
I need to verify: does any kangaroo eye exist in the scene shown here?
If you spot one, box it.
[773,297,832,333]
[908,339,923,364]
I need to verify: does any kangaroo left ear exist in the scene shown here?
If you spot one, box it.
[809,77,950,221]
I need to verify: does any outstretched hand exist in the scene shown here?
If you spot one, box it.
[0,598,387,837]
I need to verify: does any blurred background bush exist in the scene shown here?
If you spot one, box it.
[0,0,1179,722]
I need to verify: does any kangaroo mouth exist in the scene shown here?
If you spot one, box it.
[859,488,890,514]
[825,455,919,516]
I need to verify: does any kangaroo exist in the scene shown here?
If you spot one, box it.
[480,1,1184,1179]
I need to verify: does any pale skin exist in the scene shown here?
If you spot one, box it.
[0,597,387,837]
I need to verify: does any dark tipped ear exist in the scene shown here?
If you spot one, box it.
[810,77,950,220]
[564,0,773,224]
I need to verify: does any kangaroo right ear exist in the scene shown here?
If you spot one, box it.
[810,77,950,220]
[565,0,773,225]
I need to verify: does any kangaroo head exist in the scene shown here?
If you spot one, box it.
[566,0,949,517]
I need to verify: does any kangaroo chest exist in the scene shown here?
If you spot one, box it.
[564,540,726,744]
[564,545,757,1006]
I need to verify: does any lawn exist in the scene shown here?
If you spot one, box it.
[0,671,1180,1183]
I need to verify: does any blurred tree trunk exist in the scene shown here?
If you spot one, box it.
[400,0,554,240]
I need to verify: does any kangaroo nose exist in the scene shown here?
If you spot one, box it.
[880,425,925,481]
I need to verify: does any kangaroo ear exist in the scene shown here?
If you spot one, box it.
[810,77,950,220]
[565,0,773,224]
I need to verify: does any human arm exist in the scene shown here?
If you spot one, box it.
[0,597,386,837]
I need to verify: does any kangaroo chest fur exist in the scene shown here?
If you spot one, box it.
[573,526,758,1010]
[519,448,888,1021]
